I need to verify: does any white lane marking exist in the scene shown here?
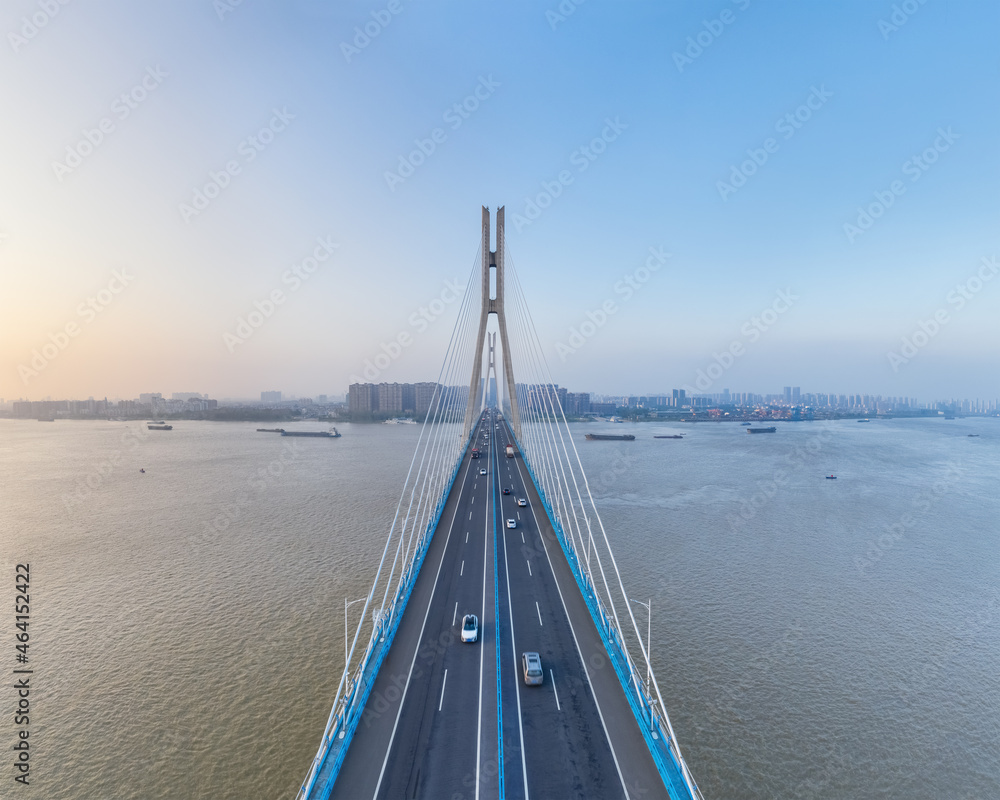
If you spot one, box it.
[472,496,475,504]
[371,453,473,800]
[521,531,525,543]
[466,531,470,543]
[551,669,560,711]
[439,669,448,712]
[461,560,465,576]
[500,472,530,800]
[526,561,532,577]
[536,601,543,626]
[469,511,473,520]
[512,456,632,800]
[453,602,458,626]
[475,456,492,800]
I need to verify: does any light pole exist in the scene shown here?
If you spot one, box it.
[630,597,651,692]
[345,596,366,674]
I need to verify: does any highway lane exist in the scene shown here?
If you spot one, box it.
[329,409,671,800]
[330,412,500,800]
[492,419,629,800]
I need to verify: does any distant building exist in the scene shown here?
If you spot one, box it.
[349,383,378,413]
[378,382,404,413]
[261,391,282,404]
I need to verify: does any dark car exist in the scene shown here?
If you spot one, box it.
[502,488,510,495]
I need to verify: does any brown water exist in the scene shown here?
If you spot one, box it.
[0,417,997,799]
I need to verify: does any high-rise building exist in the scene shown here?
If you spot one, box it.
[378,383,404,413]
[414,382,439,416]
[261,391,282,404]
[348,383,378,413]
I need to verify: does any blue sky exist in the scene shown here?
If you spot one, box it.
[1,0,997,402]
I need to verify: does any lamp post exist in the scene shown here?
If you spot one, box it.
[630,597,651,692]
[345,596,366,674]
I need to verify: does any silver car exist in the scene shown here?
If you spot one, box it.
[461,614,479,643]
[522,652,543,685]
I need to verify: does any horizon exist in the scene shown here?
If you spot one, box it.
[2,1,998,403]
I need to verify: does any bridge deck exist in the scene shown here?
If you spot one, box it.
[324,412,671,800]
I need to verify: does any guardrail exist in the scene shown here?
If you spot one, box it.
[297,432,474,800]
[515,433,705,800]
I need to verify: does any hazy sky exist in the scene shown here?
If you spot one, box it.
[2,0,997,403]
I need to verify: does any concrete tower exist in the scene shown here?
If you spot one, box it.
[463,206,522,441]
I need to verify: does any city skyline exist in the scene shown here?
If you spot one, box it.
[2,2,998,403]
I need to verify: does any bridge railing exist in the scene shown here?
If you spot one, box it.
[296,430,473,800]
[516,432,705,800]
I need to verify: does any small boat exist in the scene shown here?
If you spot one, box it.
[139,468,145,473]
[857,418,870,423]
[585,433,635,441]
[147,424,173,430]
[825,475,837,479]
[746,426,776,434]
[741,422,752,426]
[256,428,285,433]
[654,435,684,439]
[968,434,980,437]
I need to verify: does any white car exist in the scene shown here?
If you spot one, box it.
[517,498,527,507]
[461,614,479,643]
[480,468,487,475]
[506,518,516,529]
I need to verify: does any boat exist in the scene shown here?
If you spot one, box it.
[826,475,837,479]
[37,417,55,422]
[256,428,285,433]
[139,468,145,473]
[280,427,341,438]
[746,426,776,434]
[654,435,684,439]
[741,422,752,426]
[147,424,173,430]
[968,434,980,437]
[857,418,870,423]
[585,433,635,441]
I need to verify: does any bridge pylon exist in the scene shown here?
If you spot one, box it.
[463,206,521,442]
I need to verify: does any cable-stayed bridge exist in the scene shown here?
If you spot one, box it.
[297,207,703,800]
